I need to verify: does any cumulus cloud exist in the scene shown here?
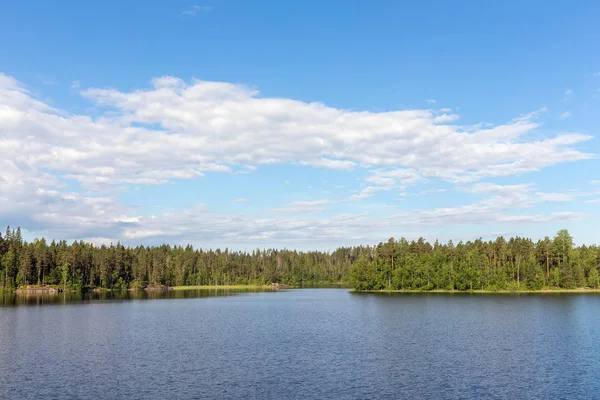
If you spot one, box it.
[0,73,596,246]
[1,73,593,191]
[365,168,421,186]
[300,158,355,170]
[112,192,584,247]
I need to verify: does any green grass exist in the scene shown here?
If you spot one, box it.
[170,284,273,291]
[7,284,288,292]
[355,288,600,294]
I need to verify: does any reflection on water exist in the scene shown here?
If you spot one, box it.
[352,290,600,298]
[0,288,271,307]
[3,288,599,307]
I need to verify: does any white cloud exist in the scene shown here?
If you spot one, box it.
[559,111,572,119]
[272,200,331,214]
[426,99,436,104]
[365,168,421,186]
[180,5,213,16]
[113,191,584,247]
[590,180,600,185]
[300,158,355,170]
[469,183,535,209]
[0,73,596,246]
[472,184,579,205]
[232,198,248,203]
[1,73,592,192]
[592,72,600,77]
[562,89,573,102]
[350,186,394,200]
[0,178,586,248]
[536,192,576,203]
[400,188,449,198]
[470,182,532,195]
[70,80,80,89]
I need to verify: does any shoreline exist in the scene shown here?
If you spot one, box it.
[355,288,600,294]
[6,283,298,294]
[170,285,271,290]
[9,285,600,295]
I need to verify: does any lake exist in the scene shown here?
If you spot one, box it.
[1,289,599,399]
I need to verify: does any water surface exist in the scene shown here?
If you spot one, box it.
[1,289,599,399]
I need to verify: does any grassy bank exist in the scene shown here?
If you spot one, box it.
[170,284,272,290]
[6,283,291,293]
[355,288,600,294]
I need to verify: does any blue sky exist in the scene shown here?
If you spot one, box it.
[1,0,599,249]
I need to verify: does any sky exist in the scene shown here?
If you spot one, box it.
[1,0,599,250]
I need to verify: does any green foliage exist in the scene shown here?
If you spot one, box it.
[1,249,17,289]
[1,227,598,292]
[551,267,561,288]
[0,226,364,290]
[114,277,128,291]
[61,263,70,288]
[526,273,544,290]
[349,257,381,290]
[588,268,599,289]
[349,230,600,292]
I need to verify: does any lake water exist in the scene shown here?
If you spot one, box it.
[1,289,599,399]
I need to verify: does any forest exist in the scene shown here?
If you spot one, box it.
[348,229,600,291]
[1,226,599,291]
[0,226,355,290]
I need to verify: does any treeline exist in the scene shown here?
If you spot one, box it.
[0,226,360,290]
[349,229,600,291]
[1,226,599,291]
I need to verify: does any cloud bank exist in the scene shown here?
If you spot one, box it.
[0,73,595,246]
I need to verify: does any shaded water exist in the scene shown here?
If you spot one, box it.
[1,289,599,399]
[0,288,271,307]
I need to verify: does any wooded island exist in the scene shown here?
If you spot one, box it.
[1,226,598,292]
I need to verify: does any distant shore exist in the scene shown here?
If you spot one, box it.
[172,283,295,290]
[171,284,272,290]
[355,288,600,294]
[9,285,600,295]
[7,283,296,294]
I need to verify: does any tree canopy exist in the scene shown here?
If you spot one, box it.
[1,226,598,291]
[349,229,599,291]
